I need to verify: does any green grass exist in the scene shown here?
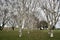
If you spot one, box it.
[0,29,60,40]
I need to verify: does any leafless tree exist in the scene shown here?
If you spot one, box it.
[38,0,60,37]
[11,0,40,37]
[0,8,10,31]
[0,0,59,38]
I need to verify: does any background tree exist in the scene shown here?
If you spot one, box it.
[37,21,48,30]
[0,0,59,38]
[38,0,60,37]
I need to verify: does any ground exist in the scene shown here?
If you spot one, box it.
[0,29,60,40]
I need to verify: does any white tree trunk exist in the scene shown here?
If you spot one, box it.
[19,29,22,37]
[48,23,54,37]
[50,30,53,37]
[22,19,25,29]
[19,19,25,37]
[48,29,54,37]
[48,23,51,34]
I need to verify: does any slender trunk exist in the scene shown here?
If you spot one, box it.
[19,28,22,37]
[50,30,53,37]
[22,19,25,29]
[48,23,51,34]
[19,19,25,37]
[48,23,54,37]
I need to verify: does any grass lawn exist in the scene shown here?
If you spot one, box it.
[0,29,60,40]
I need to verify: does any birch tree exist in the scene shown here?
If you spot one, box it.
[38,0,60,37]
[17,0,39,37]
[0,4,10,31]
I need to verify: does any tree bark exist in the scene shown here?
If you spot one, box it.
[19,19,25,37]
[50,30,53,37]
[48,23,54,37]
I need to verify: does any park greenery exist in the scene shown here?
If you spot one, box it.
[0,0,60,40]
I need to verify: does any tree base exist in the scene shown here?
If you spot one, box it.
[50,33,53,37]
[19,35,22,37]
